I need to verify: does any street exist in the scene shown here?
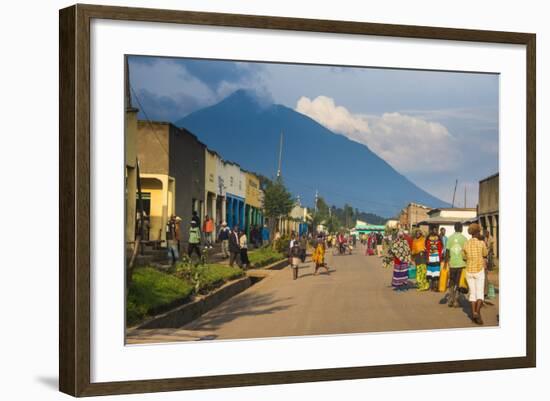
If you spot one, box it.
[127,244,499,344]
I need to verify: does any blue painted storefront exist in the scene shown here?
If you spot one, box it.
[299,223,308,237]
[225,194,245,230]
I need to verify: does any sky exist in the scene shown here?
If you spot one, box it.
[128,56,499,206]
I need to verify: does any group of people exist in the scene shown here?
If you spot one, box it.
[325,232,356,255]
[363,232,383,256]
[217,222,251,269]
[385,222,494,325]
[288,232,332,280]
[164,210,266,269]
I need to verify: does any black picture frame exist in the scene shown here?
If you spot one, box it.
[59,3,536,397]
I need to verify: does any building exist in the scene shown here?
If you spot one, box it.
[398,203,432,231]
[278,201,309,236]
[137,121,205,244]
[204,149,222,225]
[354,222,385,235]
[222,161,246,230]
[124,74,139,252]
[215,155,228,226]
[244,171,264,236]
[478,173,499,257]
[418,208,477,238]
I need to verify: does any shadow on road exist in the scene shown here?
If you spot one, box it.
[298,269,335,278]
[184,291,294,331]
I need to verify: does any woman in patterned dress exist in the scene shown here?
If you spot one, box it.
[388,230,412,290]
[425,225,443,291]
[411,229,429,291]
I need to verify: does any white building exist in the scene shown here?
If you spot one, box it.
[419,208,477,238]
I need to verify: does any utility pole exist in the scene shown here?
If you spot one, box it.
[314,190,319,212]
[451,179,458,208]
[464,184,467,208]
[276,131,283,178]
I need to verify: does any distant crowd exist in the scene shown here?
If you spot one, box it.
[142,210,273,269]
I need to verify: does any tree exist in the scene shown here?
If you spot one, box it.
[342,203,355,229]
[263,177,294,240]
[326,214,342,233]
[307,196,343,234]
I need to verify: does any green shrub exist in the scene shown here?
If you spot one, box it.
[273,235,291,254]
[174,261,243,294]
[127,267,193,326]
[127,264,244,326]
[248,247,285,267]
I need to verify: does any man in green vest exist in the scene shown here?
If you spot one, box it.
[445,222,468,307]
[188,220,202,261]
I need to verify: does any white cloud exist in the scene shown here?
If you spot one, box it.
[296,96,370,137]
[130,59,216,104]
[295,95,460,173]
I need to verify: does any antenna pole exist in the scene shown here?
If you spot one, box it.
[315,190,318,212]
[451,179,458,208]
[277,131,283,178]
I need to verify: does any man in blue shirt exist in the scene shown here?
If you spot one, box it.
[261,225,270,246]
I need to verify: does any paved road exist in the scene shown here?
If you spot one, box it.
[127,244,499,344]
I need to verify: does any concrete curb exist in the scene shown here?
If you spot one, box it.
[135,276,251,329]
[262,258,288,270]
[131,259,289,331]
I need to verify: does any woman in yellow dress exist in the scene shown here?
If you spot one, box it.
[312,235,330,275]
[411,229,430,291]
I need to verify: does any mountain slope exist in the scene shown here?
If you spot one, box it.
[175,90,449,217]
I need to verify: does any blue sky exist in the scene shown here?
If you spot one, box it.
[128,56,499,206]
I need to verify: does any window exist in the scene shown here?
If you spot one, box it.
[136,192,151,216]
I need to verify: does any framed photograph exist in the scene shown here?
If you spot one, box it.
[59,4,536,397]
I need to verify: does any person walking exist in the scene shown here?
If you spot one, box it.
[388,230,412,291]
[166,215,180,265]
[228,225,241,267]
[239,229,250,269]
[312,235,329,275]
[462,223,488,325]
[217,221,230,258]
[250,225,259,249]
[426,225,443,291]
[337,232,346,255]
[366,233,375,256]
[187,220,202,261]
[445,222,468,307]
[484,230,495,271]
[289,234,301,280]
[439,227,448,260]
[411,229,429,291]
[191,210,200,226]
[202,215,214,249]
[299,234,308,263]
[376,232,383,257]
[482,230,494,296]
[261,224,270,246]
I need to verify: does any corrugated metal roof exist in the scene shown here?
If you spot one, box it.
[418,216,475,225]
